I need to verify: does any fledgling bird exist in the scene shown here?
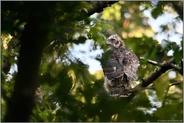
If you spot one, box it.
[35,86,43,103]
[101,34,140,97]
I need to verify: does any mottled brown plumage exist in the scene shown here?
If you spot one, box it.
[101,34,140,97]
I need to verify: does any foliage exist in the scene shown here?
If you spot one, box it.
[1,1,183,122]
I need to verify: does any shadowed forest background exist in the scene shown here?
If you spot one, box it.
[1,1,183,122]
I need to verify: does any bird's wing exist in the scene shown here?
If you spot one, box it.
[101,49,124,80]
[118,48,140,81]
[102,48,139,81]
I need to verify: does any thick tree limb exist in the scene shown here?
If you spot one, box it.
[4,2,56,121]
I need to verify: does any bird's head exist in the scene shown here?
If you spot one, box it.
[106,34,125,50]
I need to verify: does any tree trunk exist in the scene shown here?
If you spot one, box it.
[4,2,55,121]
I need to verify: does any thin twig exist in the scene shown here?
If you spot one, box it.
[170,63,183,75]
[169,81,182,87]
[162,81,182,106]
[162,85,170,107]
[140,57,161,66]
[145,87,155,90]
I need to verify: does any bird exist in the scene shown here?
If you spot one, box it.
[101,34,140,97]
[35,86,43,103]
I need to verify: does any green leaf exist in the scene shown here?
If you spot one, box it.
[151,2,164,19]
[173,47,182,64]
[74,36,87,44]
[153,72,169,101]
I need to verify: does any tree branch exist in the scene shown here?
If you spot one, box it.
[140,57,160,66]
[170,63,183,75]
[88,1,117,16]
[171,2,183,20]
[4,2,56,121]
[129,58,176,99]
[140,57,183,75]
